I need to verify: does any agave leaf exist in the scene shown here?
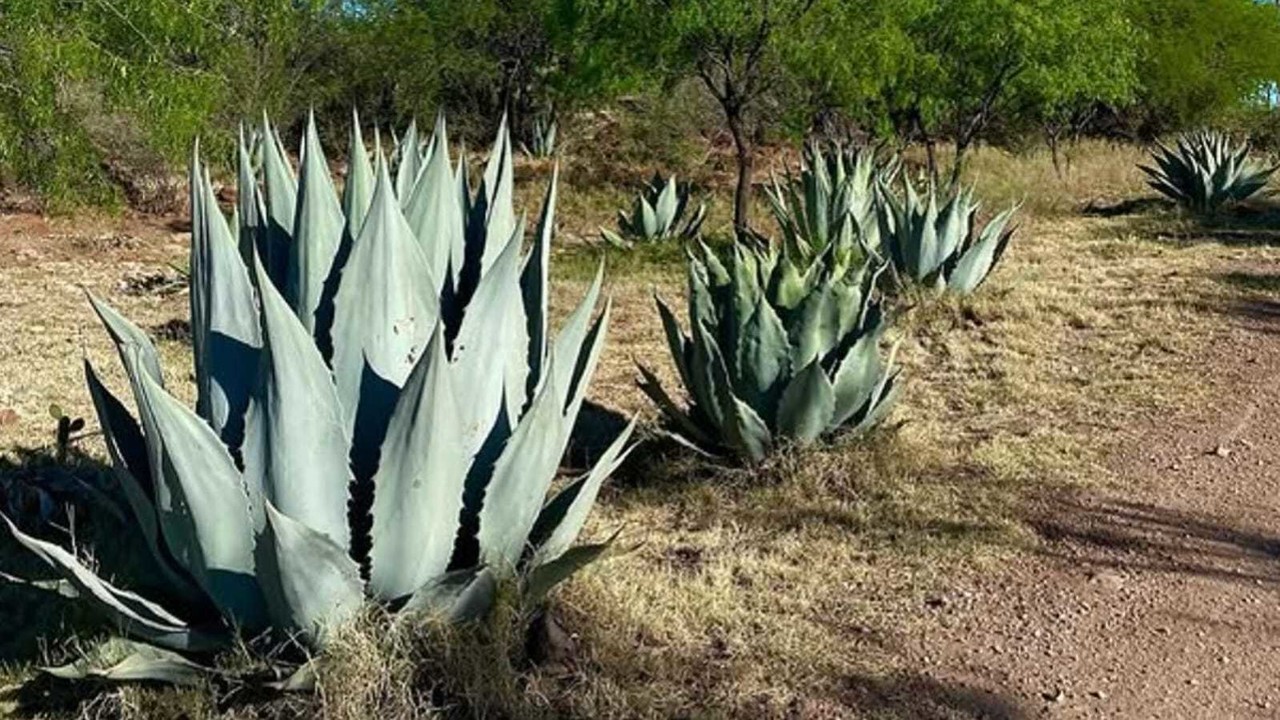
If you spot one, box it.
[85,360,206,605]
[947,206,1017,295]
[775,359,836,443]
[189,163,261,450]
[638,197,658,238]
[236,125,262,265]
[733,296,791,425]
[256,503,363,647]
[404,113,465,290]
[368,324,468,601]
[474,359,566,569]
[654,177,678,230]
[402,567,496,622]
[394,119,421,205]
[636,364,715,447]
[790,283,841,368]
[242,255,353,549]
[528,417,636,566]
[525,533,617,605]
[342,109,374,243]
[133,363,267,631]
[706,336,771,462]
[288,112,346,335]
[521,165,557,397]
[479,113,516,273]
[43,642,213,686]
[830,323,888,428]
[86,292,163,387]
[0,572,78,599]
[0,514,226,652]
[330,146,440,475]
[452,233,530,447]
[560,298,611,440]
[259,114,297,291]
[654,294,693,391]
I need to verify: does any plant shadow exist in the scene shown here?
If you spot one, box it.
[0,446,121,666]
[1028,494,1280,587]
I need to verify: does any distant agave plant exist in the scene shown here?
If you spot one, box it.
[875,179,1018,296]
[1139,130,1276,215]
[639,243,901,463]
[0,111,633,685]
[521,113,558,159]
[600,174,707,247]
[764,140,900,263]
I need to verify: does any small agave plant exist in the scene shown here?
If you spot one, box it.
[521,113,558,159]
[764,140,900,264]
[1139,130,1276,215]
[638,243,901,463]
[600,173,707,247]
[0,111,634,685]
[874,178,1018,296]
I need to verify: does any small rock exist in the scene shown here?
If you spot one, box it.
[925,596,949,609]
[1091,690,1107,700]
[0,409,17,426]
[1212,444,1231,458]
[1088,571,1125,589]
[1042,690,1065,703]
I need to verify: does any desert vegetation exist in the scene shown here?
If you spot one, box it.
[3,1,1280,718]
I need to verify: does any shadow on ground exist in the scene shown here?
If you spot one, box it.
[1028,495,1280,586]
[839,670,1032,720]
[0,447,118,666]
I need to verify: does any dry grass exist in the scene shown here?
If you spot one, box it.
[3,141,1280,718]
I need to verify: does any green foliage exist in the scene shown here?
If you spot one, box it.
[0,0,342,209]
[875,179,1018,295]
[0,114,633,682]
[1128,0,1280,132]
[870,0,1138,174]
[640,243,900,463]
[1138,130,1277,214]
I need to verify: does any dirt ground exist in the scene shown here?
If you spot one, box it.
[870,262,1280,719]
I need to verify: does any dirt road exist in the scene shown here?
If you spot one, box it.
[873,270,1280,719]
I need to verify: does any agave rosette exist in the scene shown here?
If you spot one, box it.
[875,178,1017,296]
[639,243,901,463]
[600,173,706,247]
[1139,130,1276,215]
[0,112,634,683]
[764,140,900,265]
[521,113,558,159]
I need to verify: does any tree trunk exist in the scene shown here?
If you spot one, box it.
[950,138,970,186]
[725,107,754,239]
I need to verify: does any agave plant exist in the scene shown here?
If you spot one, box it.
[0,111,634,684]
[600,174,707,247]
[638,243,901,463]
[521,113,558,159]
[764,140,900,263]
[874,179,1018,296]
[1139,130,1276,214]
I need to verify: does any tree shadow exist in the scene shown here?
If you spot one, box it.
[838,670,1032,720]
[1081,196,1172,217]
[1027,494,1280,587]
